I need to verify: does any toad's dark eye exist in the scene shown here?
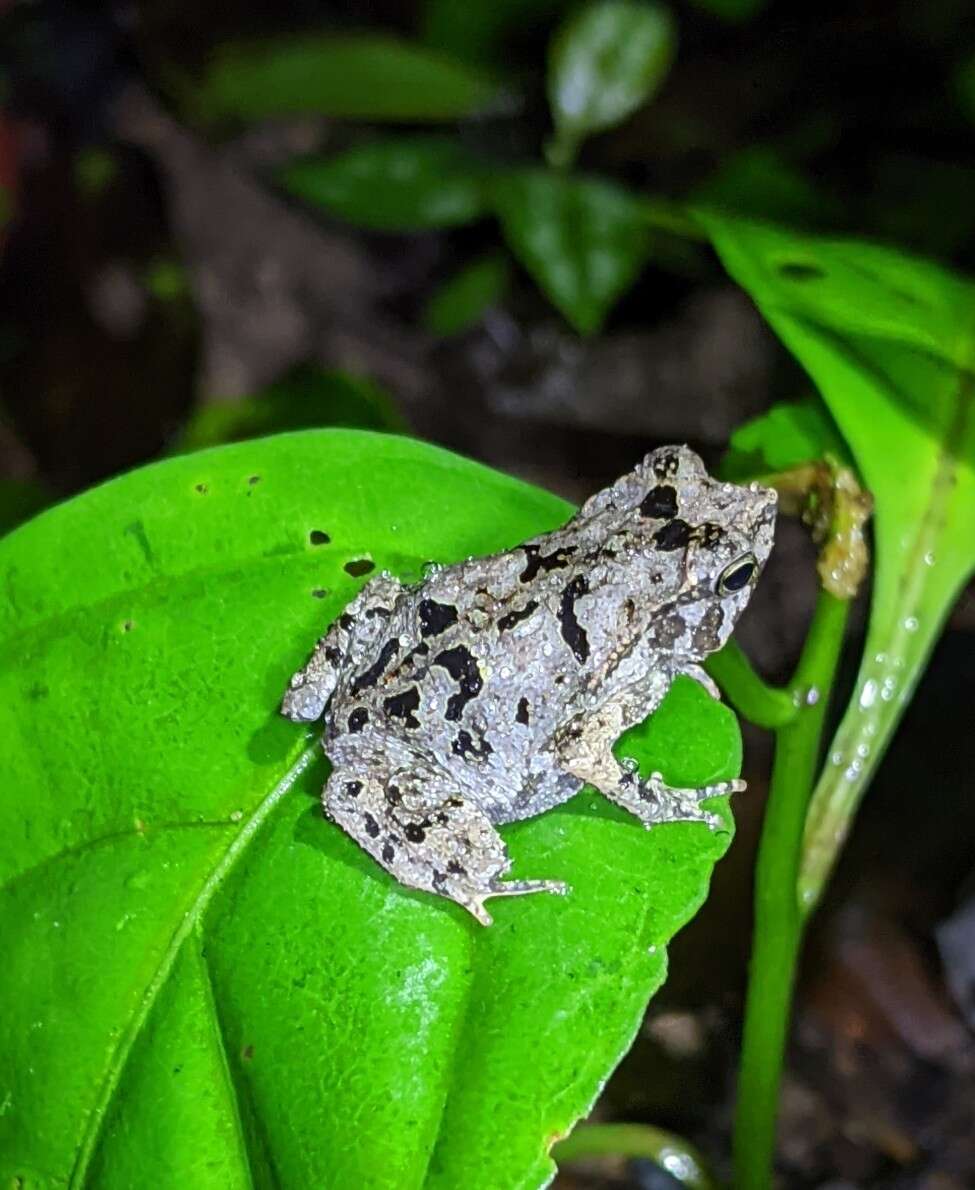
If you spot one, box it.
[717,554,757,595]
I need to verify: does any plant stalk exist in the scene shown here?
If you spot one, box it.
[705,640,797,730]
[732,591,849,1189]
[553,1122,717,1190]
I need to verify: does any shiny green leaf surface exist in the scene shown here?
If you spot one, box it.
[547,1,676,167]
[189,35,502,122]
[495,169,652,334]
[700,214,975,908]
[0,431,739,1188]
[280,138,490,231]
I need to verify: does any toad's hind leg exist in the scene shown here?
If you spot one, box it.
[324,759,567,925]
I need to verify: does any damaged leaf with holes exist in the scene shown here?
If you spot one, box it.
[0,430,740,1187]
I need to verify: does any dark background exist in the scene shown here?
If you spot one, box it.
[3,2,975,1185]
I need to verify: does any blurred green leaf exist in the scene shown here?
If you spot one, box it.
[422,253,511,336]
[176,368,405,453]
[693,148,840,229]
[687,0,767,21]
[700,213,975,906]
[281,137,489,231]
[722,396,850,481]
[190,34,504,122]
[495,169,651,333]
[547,1,676,168]
[422,0,570,64]
[0,431,738,1187]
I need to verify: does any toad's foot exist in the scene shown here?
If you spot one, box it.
[616,770,743,830]
[463,879,569,927]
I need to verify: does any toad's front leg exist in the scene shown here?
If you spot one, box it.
[552,685,743,830]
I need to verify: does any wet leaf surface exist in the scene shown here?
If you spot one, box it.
[0,430,739,1187]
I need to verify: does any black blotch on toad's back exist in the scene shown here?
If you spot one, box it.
[497,600,538,632]
[653,519,692,551]
[519,543,577,583]
[348,707,369,733]
[452,729,493,759]
[558,575,590,664]
[350,638,399,695]
[419,599,458,637]
[383,686,421,728]
[640,485,679,519]
[433,645,483,721]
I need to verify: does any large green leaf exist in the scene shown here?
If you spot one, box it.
[495,169,652,334]
[187,35,503,122]
[1,431,739,1188]
[280,138,490,231]
[700,214,975,908]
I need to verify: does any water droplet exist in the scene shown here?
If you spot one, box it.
[52,920,61,929]
[904,616,918,632]
[881,677,897,701]
[499,666,512,679]
[542,642,553,657]
[805,686,820,706]
[831,750,843,766]
[924,551,936,566]
[859,679,878,709]
[856,743,870,759]
[230,809,243,823]
[844,761,862,781]
[875,652,887,665]
[801,887,815,905]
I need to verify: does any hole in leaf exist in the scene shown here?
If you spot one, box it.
[309,530,331,546]
[777,261,825,281]
[312,588,328,599]
[121,620,134,632]
[344,558,375,577]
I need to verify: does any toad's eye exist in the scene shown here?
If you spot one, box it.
[717,554,757,595]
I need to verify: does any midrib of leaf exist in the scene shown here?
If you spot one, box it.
[69,743,318,1187]
[797,315,975,910]
[194,930,255,1183]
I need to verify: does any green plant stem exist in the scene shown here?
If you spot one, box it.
[732,591,849,1190]
[641,197,707,241]
[553,1122,717,1190]
[705,641,797,730]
